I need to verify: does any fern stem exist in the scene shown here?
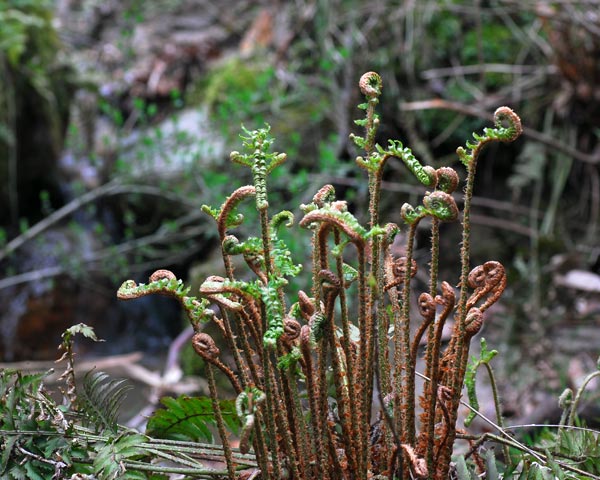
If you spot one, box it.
[483,362,510,462]
[422,217,440,472]
[333,230,361,468]
[356,246,370,477]
[205,363,236,479]
[317,337,333,480]
[260,349,282,479]
[401,221,419,448]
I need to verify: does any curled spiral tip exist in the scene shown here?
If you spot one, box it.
[318,269,341,290]
[117,280,139,299]
[313,184,336,207]
[423,165,438,188]
[483,260,505,284]
[467,264,486,290]
[494,106,522,142]
[331,200,348,212]
[222,235,242,255]
[418,292,436,319]
[393,257,418,279]
[282,317,301,341]
[382,222,400,245]
[270,210,294,230]
[359,71,382,98]
[400,444,428,479]
[149,269,176,283]
[423,191,459,222]
[400,202,422,225]
[299,208,366,246]
[300,324,312,350]
[298,290,316,319]
[192,332,220,359]
[385,256,418,290]
[436,167,460,194]
[436,280,456,307]
[465,308,484,338]
[558,388,573,409]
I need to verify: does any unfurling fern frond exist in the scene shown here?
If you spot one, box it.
[79,370,132,434]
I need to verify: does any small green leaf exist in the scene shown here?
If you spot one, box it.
[63,323,102,342]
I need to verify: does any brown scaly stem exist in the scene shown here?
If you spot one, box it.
[251,408,271,480]
[259,208,274,277]
[420,282,454,469]
[219,309,250,389]
[388,259,405,446]
[316,333,333,480]
[355,246,370,478]
[399,220,421,450]
[333,230,361,471]
[205,363,236,479]
[322,279,357,477]
[260,347,283,479]
[237,308,263,370]
[257,201,296,477]
[282,365,311,479]
[300,326,325,479]
[437,160,478,478]
[421,217,439,473]
[436,108,522,478]
[267,357,301,480]
[276,337,310,479]
[357,74,385,444]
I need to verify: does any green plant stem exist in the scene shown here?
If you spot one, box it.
[568,370,600,426]
[483,362,510,462]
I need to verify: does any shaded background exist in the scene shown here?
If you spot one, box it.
[1,0,599,427]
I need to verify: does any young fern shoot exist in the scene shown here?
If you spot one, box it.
[118,72,522,479]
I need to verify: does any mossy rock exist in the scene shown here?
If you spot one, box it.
[0,1,76,225]
[186,54,332,163]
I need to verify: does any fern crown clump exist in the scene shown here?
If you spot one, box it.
[116,72,525,479]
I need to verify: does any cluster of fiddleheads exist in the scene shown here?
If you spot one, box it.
[118,72,522,479]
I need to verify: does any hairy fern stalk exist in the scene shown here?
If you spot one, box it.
[118,72,522,479]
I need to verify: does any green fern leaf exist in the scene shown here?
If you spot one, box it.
[146,395,239,442]
[0,436,18,475]
[79,370,132,434]
[8,463,27,480]
[93,432,148,480]
[22,463,45,480]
